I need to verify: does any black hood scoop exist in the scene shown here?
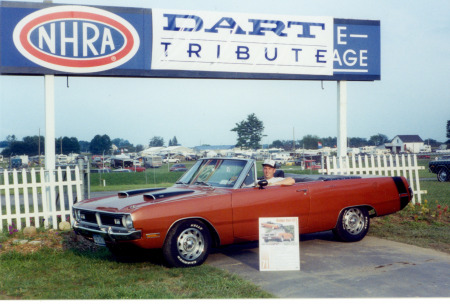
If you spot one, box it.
[118,187,167,198]
[144,189,195,201]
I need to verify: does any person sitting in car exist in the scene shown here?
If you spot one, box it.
[261,159,295,186]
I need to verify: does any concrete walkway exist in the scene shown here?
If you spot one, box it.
[206,232,450,298]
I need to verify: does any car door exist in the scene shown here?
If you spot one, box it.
[231,184,310,241]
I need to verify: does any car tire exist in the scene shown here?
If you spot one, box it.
[333,207,369,242]
[162,219,211,267]
[437,168,449,182]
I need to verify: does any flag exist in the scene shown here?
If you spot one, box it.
[318,142,322,149]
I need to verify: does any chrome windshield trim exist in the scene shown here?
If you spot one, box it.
[175,157,255,190]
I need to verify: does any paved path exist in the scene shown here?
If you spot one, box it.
[206,232,450,298]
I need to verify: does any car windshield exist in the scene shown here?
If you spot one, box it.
[176,159,248,188]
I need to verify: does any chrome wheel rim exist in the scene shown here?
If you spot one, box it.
[177,227,204,261]
[438,170,448,182]
[343,208,365,235]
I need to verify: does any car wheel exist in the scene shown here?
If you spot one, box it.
[333,207,369,242]
[163,220,211,267]
[437,168,449,182]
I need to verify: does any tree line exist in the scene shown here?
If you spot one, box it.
[231,114,449,150]
[2,119,448,156]
[0,134,181,157]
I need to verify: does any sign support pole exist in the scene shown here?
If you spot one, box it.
[44,74,55,170]
[44,74,56,226]
[337,80,347,159]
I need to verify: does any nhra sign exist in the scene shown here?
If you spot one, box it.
[12,5,140,73]
[0,1,380,81]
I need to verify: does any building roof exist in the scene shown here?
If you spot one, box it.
[394,135,424,143]
[140,146,166,155]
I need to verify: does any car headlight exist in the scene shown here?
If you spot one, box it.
[122,214,134,229]
[72,208,80,221]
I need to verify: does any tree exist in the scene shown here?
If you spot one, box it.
[79,140,90,152]
[168,136,179,146]
[270,140,284,149]
[89,134,112,154]
[136,144,144,152]
[59,137,80,154]
[231,113,264,149]
[423,138,440,146]
[149,136,164,147]
[301,135,321,149]
[348,137,368,148]
[368,133,389,146]
[6,135,17,144]
[321,136,337,148]
[112,138,131,148]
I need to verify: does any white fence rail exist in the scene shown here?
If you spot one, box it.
[0,166,83,232]
[319,154,426,204]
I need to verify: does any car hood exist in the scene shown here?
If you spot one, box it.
[74,186,228,213]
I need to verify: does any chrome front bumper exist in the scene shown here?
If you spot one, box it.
[73,220,142,243]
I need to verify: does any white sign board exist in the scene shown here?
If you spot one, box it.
[152,9,333,75]
[259,217,300,271]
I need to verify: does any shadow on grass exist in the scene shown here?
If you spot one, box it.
[61,231,167,266]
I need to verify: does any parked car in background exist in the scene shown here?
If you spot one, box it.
[112,168,132,173]
[170,164,187,172]
[125,166,146,172]
[163,158,180,164]
[304,160,321,170]
[73,157,413,268]
[429,157,450,182]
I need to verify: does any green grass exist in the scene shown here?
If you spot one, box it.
[0,245,272,299]
[91,164,192,191]
[369,179,450,253]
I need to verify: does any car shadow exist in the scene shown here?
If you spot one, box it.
[211,231,338,270]
[63,232,167,266]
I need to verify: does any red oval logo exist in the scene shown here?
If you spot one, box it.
[13,5,140,73]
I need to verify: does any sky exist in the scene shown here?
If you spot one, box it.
[1,0,449,148]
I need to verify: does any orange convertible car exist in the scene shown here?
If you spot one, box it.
[72,157,413,267]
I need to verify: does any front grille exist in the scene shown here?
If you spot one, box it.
[77,209,125,228]
[100,214,122,226]
[81,210,97,223]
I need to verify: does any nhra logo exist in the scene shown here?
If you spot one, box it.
[13,5,140,73]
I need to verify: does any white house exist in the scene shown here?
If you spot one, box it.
[385,135,424,154]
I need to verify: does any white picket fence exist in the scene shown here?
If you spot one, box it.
[319,154,426,204]
[0,166,83,232]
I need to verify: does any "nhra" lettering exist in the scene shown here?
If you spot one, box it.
[13,5,140,73]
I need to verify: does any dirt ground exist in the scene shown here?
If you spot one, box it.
[0,230,97,255]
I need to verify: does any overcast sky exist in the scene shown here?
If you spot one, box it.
[1,0,449,148]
